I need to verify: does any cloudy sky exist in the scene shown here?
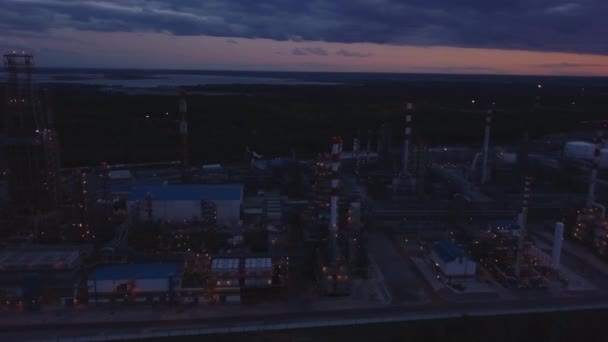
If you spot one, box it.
[2,0,608,75]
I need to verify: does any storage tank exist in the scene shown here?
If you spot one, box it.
[552,222,564,271]
[563,141,608,167]
[564,141,595,159]
[601,149,608,168]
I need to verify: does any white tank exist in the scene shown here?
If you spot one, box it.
[564,141,595,159]
[601,149,608,168]
[563,141,608,168]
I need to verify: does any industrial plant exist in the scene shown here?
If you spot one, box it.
[3,52,608,339]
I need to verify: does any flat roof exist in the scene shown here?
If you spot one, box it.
[245,258,272,270]
[212,258,240,271]
[109,170,132,180]
[0,248,81,271]
[111,180,164,194]
[128,184,243,201]
[89,263,181,280]
[432,241,464,263]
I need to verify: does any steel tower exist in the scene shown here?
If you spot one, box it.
[3,52,60,215]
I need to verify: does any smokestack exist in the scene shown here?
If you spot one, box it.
[178,90,189,171]
[366,129,372,162]
[353,137,360,175]
[330,136,342,263]
[552,221,564,271]
[145,192,153,221]
[518,131,529,177]
[515,176,532,278]
[404,102,414,176]
[79,170,88,230]
[587,126,604,208]
[481,109,492,184]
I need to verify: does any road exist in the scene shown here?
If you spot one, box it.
[367,231,428,304]
[4,294,608,341]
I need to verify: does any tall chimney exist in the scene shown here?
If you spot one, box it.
[515,176,532,278]
[366,129,372,162]
[330,136,342,262]
[353,137,360,175]
[517,131,529,177]
[178,90,189,171]
[587,126,604,208]
[481,109,492,184]
[552,221,564,271]
[403,102,414,176]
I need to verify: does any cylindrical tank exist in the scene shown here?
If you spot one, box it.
[564,141,595,159]
[600,149,608,168]
[564,141,608,168]
[552,222,564,270]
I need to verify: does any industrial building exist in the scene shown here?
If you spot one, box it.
[5,48,607,325]
[209,257,277,303]
[0,247,83,309]
[211,258,240,291]
[108,169,132,181]
[430,241,476,278]
[87,263,182,303]
[127,184,243,225]
[264,192,283,222]
[210,257,275,290]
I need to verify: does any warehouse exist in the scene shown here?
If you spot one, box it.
[210,257,274,290]
[127,184,243,225]
[0,246,83,309]
[430,240,476,278]
[244,258,273,287]
[211,258,240,290]
[87,263,181,303]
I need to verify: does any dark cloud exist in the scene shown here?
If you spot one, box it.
[336,49,371,57]
[417,66,500,73]
[2,0,608,54]
[292,47,328,56]
[540,62,606,68]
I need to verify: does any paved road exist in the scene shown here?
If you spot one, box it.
[5,295,608,341]
[367,232,428,304]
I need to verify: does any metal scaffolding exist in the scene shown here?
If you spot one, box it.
[2,52,60,215]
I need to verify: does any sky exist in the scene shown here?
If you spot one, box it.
[2,0,608,75]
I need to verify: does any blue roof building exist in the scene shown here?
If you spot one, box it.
[89,263,181,281]
[128,184,243,201]
[430,240,476,277]
[126,184,243,225]
[110,180,164,195]
[87,263,182,296]
[431,240,464,263]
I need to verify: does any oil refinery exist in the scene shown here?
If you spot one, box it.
[3,52,608,340]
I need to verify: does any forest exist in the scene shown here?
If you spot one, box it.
[13,78,608,167]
